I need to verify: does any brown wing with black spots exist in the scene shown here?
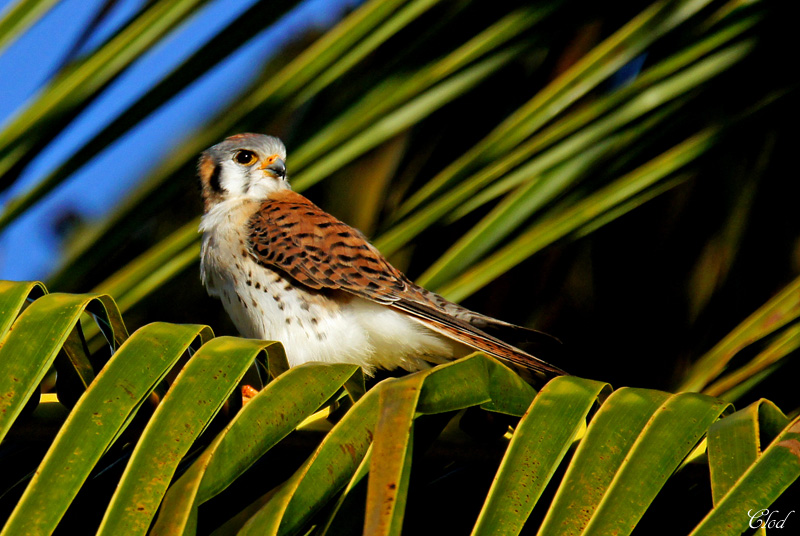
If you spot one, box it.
[247,190,414,304]
[247,190,566,376]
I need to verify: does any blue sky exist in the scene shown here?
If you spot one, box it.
[0,0,355,281]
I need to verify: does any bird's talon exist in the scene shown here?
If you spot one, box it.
[242,384,259,404]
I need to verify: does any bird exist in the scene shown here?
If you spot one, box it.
[198,133,566,378]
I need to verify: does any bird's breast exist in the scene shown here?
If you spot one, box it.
[199,209,373,366]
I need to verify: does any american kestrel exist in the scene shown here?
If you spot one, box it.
[198,133,565,377]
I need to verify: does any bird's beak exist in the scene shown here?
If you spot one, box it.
[260,156,286,180]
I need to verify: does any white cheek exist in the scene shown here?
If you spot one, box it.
[220,162,247,196]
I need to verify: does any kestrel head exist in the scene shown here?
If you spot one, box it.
[198,133,288,210]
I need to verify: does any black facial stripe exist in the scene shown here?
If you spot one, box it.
[209,164,223,193]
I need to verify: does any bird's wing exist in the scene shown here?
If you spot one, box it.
[247,191,410,304]
[247,190,565,375]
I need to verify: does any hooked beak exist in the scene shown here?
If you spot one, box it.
[260,157,286,180]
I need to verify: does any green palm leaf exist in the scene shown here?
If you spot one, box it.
[1,283,798,534]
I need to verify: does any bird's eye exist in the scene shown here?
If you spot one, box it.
[234,150,258,166]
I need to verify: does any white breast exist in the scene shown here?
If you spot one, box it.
[199,200,469,373]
